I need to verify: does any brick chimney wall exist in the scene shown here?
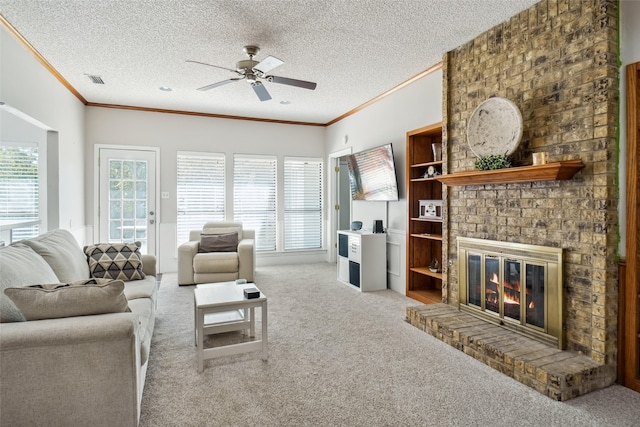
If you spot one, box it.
[441,0,619,366]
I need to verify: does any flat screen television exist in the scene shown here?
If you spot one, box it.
[347,143,399,201]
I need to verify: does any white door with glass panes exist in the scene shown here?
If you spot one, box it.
[99,148,156,255]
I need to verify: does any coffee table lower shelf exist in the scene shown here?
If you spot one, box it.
[194,282,268,372]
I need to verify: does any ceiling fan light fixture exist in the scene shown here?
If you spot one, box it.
[237,59,259,72]
[246,72,257,83]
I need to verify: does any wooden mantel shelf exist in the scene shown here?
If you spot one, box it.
[435,160,585,186]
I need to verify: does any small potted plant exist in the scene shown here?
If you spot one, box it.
[429,258,440,273]
[474,154,512,170]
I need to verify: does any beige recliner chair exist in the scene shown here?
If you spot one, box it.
[178,221,255,285]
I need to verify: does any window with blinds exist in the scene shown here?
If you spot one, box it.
[233,154,277,252]
[176,152,225,245]
[0,144,40,241]
[284,157,323,250]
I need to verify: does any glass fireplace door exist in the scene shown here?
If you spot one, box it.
[465,253,546,328]
[468,254,482,307]
[503,259,522,322]
[485,256,500,315]
[526,264,545,328]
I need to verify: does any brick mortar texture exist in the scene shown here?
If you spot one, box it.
[441,0,619,369]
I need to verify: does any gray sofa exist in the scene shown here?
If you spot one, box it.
[0,229,157,427]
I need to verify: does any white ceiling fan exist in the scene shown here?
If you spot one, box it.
[187,45,317,101]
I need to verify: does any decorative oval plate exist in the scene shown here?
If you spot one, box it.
[466,97,523,157]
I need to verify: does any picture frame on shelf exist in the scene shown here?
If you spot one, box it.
[419,200,442,219]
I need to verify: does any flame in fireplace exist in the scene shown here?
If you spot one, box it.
[490,273,499,285]
[505,280,520,292]
[504,279,521,305]
[529,301,535,309]
[504,295,520,305]
[488,272,521,305]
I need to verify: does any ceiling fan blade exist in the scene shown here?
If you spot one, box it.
[253,55,284,75]
[186,60,238,74]
[251,81,272,101]
[268,75,317,90]
[197,78,242,91]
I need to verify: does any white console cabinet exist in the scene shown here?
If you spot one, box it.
[337,230,387,291]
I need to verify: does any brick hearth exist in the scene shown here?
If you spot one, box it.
[406,304,614,401]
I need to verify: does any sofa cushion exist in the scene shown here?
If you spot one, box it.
[84,242,146,281]
[122,275,157,301]
[199,232,239,253]
[193,252,239,273]
[20,229,90,282]
[4,279,130,321]
[0,244,60,323]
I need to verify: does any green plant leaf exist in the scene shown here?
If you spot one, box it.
[474,154,512,170]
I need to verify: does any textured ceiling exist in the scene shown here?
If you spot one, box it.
[0,0,539,124]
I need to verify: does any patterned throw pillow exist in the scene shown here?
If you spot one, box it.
[84,242,146,281]
[4,278,130,321]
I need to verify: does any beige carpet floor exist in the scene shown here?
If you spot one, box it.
[139,263,640,426]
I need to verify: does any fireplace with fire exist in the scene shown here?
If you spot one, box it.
[458,237,564,349]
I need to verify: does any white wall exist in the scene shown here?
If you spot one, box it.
[326,70,443,294]
[618,0,640,257]
[85,107,326,272]
[0,109,47,141]
[0,26,86,243]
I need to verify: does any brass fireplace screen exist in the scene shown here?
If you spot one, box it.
[457,237,564,349]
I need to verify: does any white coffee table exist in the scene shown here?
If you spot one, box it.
[194,282,268,372]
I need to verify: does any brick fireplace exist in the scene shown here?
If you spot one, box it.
[407,0,620,400]
[457,237,564,349]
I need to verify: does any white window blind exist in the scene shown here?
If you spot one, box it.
[0,144,40,241]
[233,154,276,252]
[176,152,225,245]
[284,157,323,250]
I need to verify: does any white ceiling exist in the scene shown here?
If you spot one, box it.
[0,0,539,125]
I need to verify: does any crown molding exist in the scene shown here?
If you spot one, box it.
[3,13,442,127]
[325,62,443,126]
[85,102,326,127]
[1,14,87,105]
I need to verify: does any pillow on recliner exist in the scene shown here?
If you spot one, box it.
[199,232,239,253]
[4,278,130,321]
